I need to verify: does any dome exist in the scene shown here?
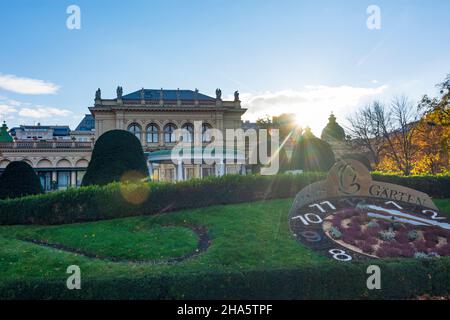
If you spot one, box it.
[321,113,345,142]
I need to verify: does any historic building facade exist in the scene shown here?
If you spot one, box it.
[90,87,247,182]
[0,87,248,190]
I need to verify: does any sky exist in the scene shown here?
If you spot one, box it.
[0,0,449,135]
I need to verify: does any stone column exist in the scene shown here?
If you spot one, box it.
[71,171,77,187]
[148,162,153,180]
[52,171,57,189]
[159,131,164,147]
[215,160,225,177]
[177,161,183,181]
[197,164,202,179]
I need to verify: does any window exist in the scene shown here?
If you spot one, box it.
[164,123,177,143]
[181,123,194,142]
[202,123,212,143]
[76,171,86,187]
[128,123,141,141]
[151,169,160,181]
[226,166,238,175]
[146,124,159,143]
[202,167,214,178]
[57,171,71,190]
[38,172,52,191]
[165,168,175,182]
[185,167,195,180]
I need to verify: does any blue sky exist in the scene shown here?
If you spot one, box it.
[0,0,449,135]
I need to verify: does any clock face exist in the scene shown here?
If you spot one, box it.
[289,196,450,261]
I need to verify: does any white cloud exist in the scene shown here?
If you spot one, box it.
[0,73,59,95]
[0,104,18,114]
[237,84,389,135]
[19,106,72,119]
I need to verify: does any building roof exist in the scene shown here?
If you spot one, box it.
[9,125,71,137]
[75,114,95,131]
[121,89,215,102]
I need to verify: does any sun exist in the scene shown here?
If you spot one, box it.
[295,113,307,128]
[294,112,325,136]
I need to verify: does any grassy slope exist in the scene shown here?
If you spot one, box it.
[3,223,199,261]
[0,198,448,285]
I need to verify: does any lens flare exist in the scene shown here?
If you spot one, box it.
[119,170,149,205]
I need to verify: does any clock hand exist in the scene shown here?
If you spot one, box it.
[360,204,450,230]
[367,212,431,227]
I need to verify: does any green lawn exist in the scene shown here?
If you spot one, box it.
[0,198,448,287]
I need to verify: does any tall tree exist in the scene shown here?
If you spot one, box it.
[348,97,421,175]
[346,101,386,165]
[418,74,450,126]
[378,96,420,176]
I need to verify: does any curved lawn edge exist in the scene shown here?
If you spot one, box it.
[18,225,210,265]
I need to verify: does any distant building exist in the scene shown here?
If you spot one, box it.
[9,124,71,141]
[70,114,95,142]
[242,120,259,131]
[0,119,93,190]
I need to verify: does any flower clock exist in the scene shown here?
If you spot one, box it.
[288,160,450,261]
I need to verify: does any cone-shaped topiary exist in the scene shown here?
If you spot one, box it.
[290,128,335,172]
[0,161,43,199]
[82,130,148,186]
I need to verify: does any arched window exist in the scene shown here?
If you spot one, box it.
[128,123,141,141]
[202,123,212,142]
[146,124,159,143]
[181,123,194,142]
[164,123,177,143]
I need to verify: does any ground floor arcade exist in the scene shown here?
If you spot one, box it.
[146,148,246,182]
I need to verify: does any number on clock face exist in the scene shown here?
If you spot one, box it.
[329,249,352,261]
[289,197,450,261]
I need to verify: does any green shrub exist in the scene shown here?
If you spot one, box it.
[408,230,419,241]
[0,161,43,200]
[372,173,450,199]
[1,258,449,299]
[0,173,448,225]
[0,173,324,225]
[379,230,396,242]
[82,130,148,186]
[329,227,342,239]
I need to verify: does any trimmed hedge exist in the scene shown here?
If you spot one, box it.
[372,173,450,199]
[291,136,336,172]
[0,173,449,225]
[0,161,43,199]
[82,130,148,186]
[1,258,449,299]
[0,174,323,225]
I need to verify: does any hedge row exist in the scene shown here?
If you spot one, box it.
[0,173,449,225]
[372,173,450,199]
[1,258,449,299]
[0,174,324,225]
